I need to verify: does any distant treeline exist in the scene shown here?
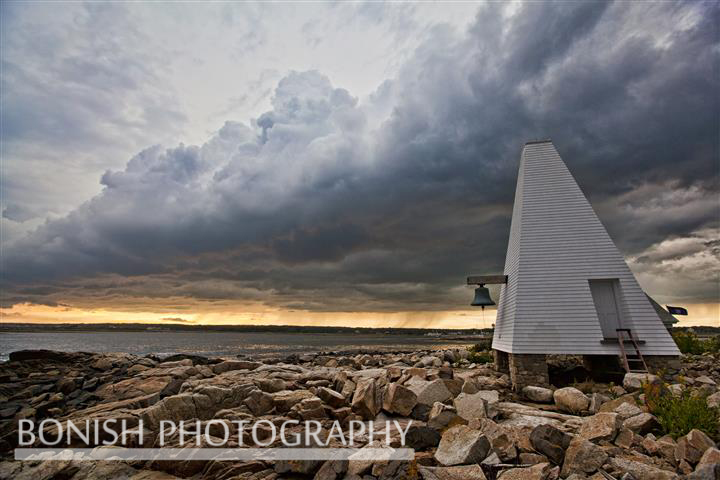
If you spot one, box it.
[672,325,720,335]
[0,322,492,336]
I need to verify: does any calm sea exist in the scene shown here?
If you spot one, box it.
[0,331,478,362]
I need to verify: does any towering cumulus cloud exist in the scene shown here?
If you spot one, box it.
[1,2,718,314]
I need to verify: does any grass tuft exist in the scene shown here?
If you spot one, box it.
[643,381,719,440]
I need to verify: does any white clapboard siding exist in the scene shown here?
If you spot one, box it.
[492,140,680,355]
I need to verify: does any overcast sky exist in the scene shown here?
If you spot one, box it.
[1,1,718,327]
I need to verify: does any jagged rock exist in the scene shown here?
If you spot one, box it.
[256,378,286,393]
[613,402,642,420]
[588,392,610,413]
[607,457,678,480]
[695,375,716,386]
[56,377,78,394]
[688,463,720,480]
[519,452,550,465]
[442,378,464,397]
[418,465,488,480]
[560,437,608,477]
[462,379,479,394]
[706,391,720,408]
[212,360,261,374]
[454,392,488,421]
[497,463,554,480]
[642,433,659,454]
[529,424,571,465]
[656,435,679,463]
[553,387,589,413]
[382,383,417,416]
[96,376,172,401]
[427,402,463,430]
[598,393,637,413]
[314,459,348,480]
[292,397,326,420]
[697,447,720,467]
[317,387,346,409]
[243,390,274,416]
[351,378,379,420]
[623,372,661,392]
[406,378,453,406]
[675,429,716,465]
[411,403,432,421]
[578,412,621,442]
[434,425,491,466]
[9,349,87,363]
[622,413,659,434]
[522,386,554,403]
[404,425,442,450]
[491,431,518,463]
[272,390,315,413]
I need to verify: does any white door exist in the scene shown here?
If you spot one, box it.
[589,280,622,339]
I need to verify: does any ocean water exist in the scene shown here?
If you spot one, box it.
[0,331,477,362]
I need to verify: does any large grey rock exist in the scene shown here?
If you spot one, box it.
[256,377,286,393]
[613,401,642,419]
[454,392,488,421]
[491,431,518,463]
[351,378,379,420]
[623,372,661,392]
[553,387,589,413]
[560,437,608,477]
[497,463,554,480]
[243,389,274,415]
[622,412,659,434]
[418,465,488,480]
[434,425,491,466]
[676,429,716,464]
[273,390,315,413]
[404,425,442,451]
[578,412,621,442]
[313,459,348,480]
[688,463,720,480]
[522,386,554,403]
[529,424,571,465]
[212,360,261,374]
[607,457,678,480]
[428,402,463,430]
[695,375,716,386]
[407,378,453,406]
[588,392,611,413]
[382,383,417,416]
[598,393,637,413]
[698,447,720,467]
[317,387,346,408]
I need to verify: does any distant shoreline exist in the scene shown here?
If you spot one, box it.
[0,322,495,336]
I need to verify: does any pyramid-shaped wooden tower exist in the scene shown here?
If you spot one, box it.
[492,140,679,388]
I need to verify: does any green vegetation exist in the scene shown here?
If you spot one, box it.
[671,331,720,355]
[467,343,493,364]
[643,382,719,440]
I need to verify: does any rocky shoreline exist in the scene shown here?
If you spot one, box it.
[0,348,718,480]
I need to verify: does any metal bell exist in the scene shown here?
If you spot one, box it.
[471,286,495,308]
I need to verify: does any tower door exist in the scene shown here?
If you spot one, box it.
[589,279,622,339]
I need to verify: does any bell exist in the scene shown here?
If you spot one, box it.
[471,286,495,308]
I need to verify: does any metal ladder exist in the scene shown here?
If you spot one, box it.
[616,328,648,373]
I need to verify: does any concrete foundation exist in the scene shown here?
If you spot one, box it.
[508,353,549,390]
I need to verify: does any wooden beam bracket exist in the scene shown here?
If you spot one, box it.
[467,275,508,285]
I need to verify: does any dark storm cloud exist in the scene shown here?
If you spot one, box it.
[2,1,718,311]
